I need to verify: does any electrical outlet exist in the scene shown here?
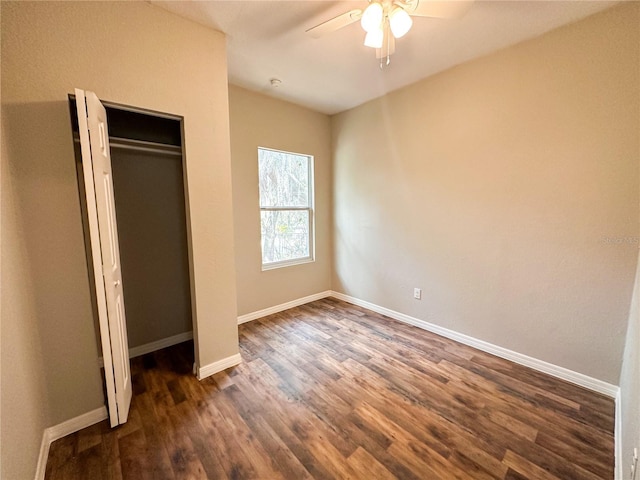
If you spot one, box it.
[413,288,422,300]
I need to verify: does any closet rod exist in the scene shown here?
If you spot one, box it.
[72,135,182,157]
[109,137,182,157]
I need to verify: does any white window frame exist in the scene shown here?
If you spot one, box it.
[258,147,315,271]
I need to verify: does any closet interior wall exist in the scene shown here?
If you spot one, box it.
[111,147,192,351]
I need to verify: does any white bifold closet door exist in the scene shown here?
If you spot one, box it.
[75,88,132,427]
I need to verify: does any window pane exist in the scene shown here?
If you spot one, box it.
[260,210,310,264]
[258,148,309,208]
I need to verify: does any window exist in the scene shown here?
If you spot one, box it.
[258,147,314,270]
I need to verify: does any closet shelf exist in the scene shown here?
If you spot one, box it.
[109,137,182,156]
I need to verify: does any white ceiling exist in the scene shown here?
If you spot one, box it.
[152,0,617,115]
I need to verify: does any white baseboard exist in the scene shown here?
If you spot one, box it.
[35,429,52,480]
[615,389,622,480]
[128,331,193,359]
[330,291,620,398]
[98,331,194,366]
[45,406,108,443]
[35,406,108,480]
[237,290,332,324]
[197,353,242,380]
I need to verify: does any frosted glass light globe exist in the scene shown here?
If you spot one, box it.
[361,2,383,33]
[389,6,412,38]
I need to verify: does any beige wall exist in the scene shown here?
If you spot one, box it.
[1,2,238,476]
[229,85,332,315]
[111,149,192,348]
[332,3,640,384]
[1,87,52,479]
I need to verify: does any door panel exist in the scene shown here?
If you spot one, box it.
[76,88,132,426]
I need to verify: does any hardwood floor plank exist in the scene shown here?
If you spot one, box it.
[340,358,507,461]
[231,366,338,480]
[213,386,287,479]
[438,357,614,453]
[535,430,613,479]
[176,401,229,480]
[192,393,260,479]
[117,429,155,480]
[346,447,396,480]
[447,449,506,480]
[46,299,615,479]
[502,450,563,480]
[222,383,315,480]
[504,467,532,480]
[166,378,187,405]
[163,413,208,479]
[122,393,176,479]
[99,428,123,480]
[484,410,538,442]
[76,421,104,453]
[115,404,142,439]
[74,443,104,480]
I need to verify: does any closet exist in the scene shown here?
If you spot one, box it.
[70,97,193,363]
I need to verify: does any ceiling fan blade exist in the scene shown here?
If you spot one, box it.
[306,9,363,39]
[404,0,474,19]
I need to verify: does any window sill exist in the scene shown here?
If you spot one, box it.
[261,257,314,271]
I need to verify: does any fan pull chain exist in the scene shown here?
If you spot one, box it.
[380,24,392,69]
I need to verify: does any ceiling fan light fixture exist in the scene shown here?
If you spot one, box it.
[361,2,383,32]
[389,6,413,38]
[364,27,384,48]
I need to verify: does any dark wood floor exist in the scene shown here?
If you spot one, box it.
[46,298,615,479]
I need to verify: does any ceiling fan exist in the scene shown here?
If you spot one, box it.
[306,0,474,67]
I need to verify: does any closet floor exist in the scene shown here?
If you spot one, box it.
[45,298,615,479]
